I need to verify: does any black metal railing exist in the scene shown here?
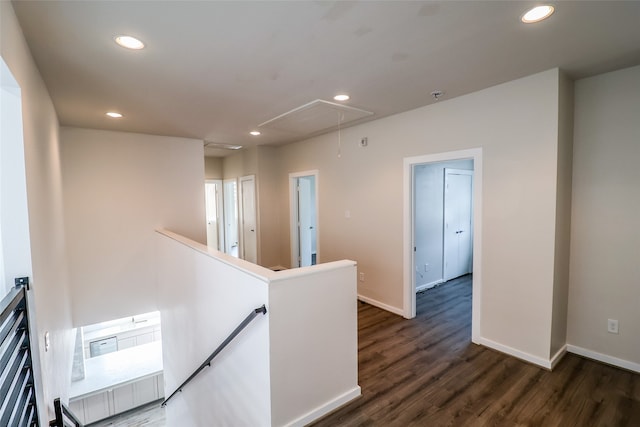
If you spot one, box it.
[0,279,38,427]
[49,397,83,427]
[161,304,267,407]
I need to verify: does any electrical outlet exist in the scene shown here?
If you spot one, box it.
[607,319,619,334]
[424,263,430,272]
[359,272,365,282]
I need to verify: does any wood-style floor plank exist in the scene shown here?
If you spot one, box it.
[310,275,640,426]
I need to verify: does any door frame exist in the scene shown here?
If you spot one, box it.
[239,175,258,264]
[289,170,319,268]
[403,148,482,343]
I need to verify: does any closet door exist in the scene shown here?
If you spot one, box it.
[443,169,473,281]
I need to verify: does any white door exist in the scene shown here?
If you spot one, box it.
[205,180,223,251]
[297,177,313,267]
[223,179,239,257]
[443,169,473,281]
[289,171,318,268]
[239,175,257,264]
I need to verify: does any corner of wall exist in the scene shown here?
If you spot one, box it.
[550,71,574,357]
[204,156,223,180]
[256,146,284,268]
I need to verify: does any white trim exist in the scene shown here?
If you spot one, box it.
[567,344,640,374]
[239,175,258,263]
[403,148,483,345]
[357,295,405,317]
[289,170,319,268]
[223,178,239,256]
[205,179,224,252]
[550,344,567,370]
[477,337,554,369]
[416,279,444,292]
[284,386,361,427]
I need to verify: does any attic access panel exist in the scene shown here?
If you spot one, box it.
[258,99,374,136]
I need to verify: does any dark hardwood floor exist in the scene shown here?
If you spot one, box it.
[311,275,640,426]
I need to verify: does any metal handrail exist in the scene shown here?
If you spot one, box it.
[49,397,83,427]
[161,305,267,407]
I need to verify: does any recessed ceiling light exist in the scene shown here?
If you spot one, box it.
[114,35,145,50]
[250,131,261,136]
[334,94,350,101]
[106,112,123,118]
[521,5,555,23]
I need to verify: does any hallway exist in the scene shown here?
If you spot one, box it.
[312,276,640,426]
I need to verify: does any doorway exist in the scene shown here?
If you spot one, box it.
[403,148,482,343]
[413,162,473,292]
[205,180,224,251]
[289,171,318,268]
[239,175,257,264]
[1,56,30,299]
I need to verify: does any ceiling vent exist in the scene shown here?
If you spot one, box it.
[258,99,374,136]
[204,141,243,150]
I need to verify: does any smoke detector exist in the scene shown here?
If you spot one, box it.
[431,90,445,101]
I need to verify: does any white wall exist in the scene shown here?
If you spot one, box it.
[269,262,359,426]
[61,127,206,326]
[567,65,640,370]
[223,146,258,178]
[204,156,223,180]
[156,230,359,426]
[414,159,473,289]
[274,69,564,363]
[1,2,75,421]
[256,146,282,268]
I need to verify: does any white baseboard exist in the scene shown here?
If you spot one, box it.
[285,386,361,427]
[474,340,640,373]
[357,294,404,316]
[416,279,444,292]
[477,337,555,369]
[550,344,567,370]
[567,344,640,373]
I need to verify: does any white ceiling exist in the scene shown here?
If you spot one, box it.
[11,1,640,156]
